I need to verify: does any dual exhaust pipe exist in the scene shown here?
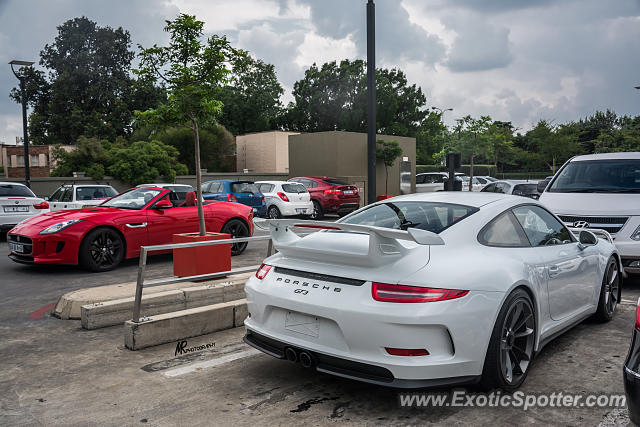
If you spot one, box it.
[284,347,314,368]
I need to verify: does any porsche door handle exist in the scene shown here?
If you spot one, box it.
[548,265,560,277]
[125,222,147,228]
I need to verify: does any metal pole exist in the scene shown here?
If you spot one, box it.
[132,247,148,323]
[366,0,376,205]
[20,77,30,188]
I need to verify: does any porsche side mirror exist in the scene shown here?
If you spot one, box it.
[537,176,552,194]
[154,200,173,209]
[578,230,598,250]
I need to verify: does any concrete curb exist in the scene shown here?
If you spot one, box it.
[81,281,247,330]
[54,272,253,320]
[124,299,247,350]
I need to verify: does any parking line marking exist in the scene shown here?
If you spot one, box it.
[28,303,56,319]
[163,349,261,377]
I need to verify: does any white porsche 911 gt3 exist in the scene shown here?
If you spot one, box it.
[244,192,621,390]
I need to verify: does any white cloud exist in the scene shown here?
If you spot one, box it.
[295,32,358,68]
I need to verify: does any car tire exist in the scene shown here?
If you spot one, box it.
[310,200,323,220]
[594,256,620,322]
[79,227,125,272]
[480,288,536,391]
[267,205,281,219]
[221,219,250,256]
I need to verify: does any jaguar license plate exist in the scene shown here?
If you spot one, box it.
[9,242,24,253]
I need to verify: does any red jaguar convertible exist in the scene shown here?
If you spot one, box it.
[7,187,254,271]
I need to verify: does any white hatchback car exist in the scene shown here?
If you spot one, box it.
[1,182,49,232]
[48,184,118,211]
[245,192,620,390]
[256,181,313,219]
[481,180,540,199]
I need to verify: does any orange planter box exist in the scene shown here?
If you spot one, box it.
[172,232,231,278]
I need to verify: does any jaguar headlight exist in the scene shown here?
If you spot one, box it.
[40,219,82,235]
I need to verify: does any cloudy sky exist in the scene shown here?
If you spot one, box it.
[1,0,639,144]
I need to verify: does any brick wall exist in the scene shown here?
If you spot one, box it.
[6,145,51,178]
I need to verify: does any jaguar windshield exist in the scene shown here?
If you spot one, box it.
[548,159,640,193]
[100,188,162,209]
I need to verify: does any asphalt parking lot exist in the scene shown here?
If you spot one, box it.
[0,227,639,426]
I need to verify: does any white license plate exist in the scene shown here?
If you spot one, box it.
[296,208,306,213]
[4,206,29,213]
[9,242,24,253]
[342,190,354,195]
[285,311,319,337]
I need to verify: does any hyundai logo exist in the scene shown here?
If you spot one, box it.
[573,221,590,228]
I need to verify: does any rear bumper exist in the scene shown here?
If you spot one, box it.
[244,330,480,389]
[244,274,502,383]
[278,202,313,217]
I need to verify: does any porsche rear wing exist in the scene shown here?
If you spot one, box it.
[568,227,614,244]
[262,219,444,267]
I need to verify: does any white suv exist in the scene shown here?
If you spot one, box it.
[255,181,313,218]
[539,152,640,275]
[48,184,118,211]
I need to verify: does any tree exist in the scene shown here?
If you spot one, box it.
[280,59,428,137]
[134,14,241,235]
[376,140,403,195]
[446,116,492,188]
[528,120,582,173]
[216,55,283,135]
[9,17,162,145]
[108,140,188,185]
[51,136,111,179]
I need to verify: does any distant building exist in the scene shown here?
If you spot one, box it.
[236,131,300,174]
[1,144,75,178]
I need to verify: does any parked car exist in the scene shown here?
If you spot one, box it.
[624,297,640,425]
[539,152,640,275]
[245,192,620,389]
[202,180,267,217]
[459,175,486,192]
[288,177,360,219]
[255,181,313,219]
[481,180,540,199]
[7,186,253,271]
[136,183,195,205]
[1,182,49,232]
[477,176,498,183]
[48,184,118,211]
[415,172,456,192]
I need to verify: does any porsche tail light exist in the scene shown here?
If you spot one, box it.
[324,188,341,195]
[372,283,469,303]
[277,192,290,202]
[227,193,238,202]
[385,347,429,356]
[33,201,49,209]
[255,264,272,280]
[636,298,640,330]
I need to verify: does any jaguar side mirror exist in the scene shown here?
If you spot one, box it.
[154,200,173,209]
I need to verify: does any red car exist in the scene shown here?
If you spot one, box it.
[288,176,360,219]
[7,187,253,272]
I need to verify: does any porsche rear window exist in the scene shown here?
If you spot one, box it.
[0,184,35,197]
[340,201,478,234]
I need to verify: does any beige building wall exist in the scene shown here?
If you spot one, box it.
[236,131,299,173]
[288,131,416,204]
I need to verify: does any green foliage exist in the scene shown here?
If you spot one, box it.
[376,139,403,194]
[10,17,163,145]
[216,55,283,135]
[52,136,188,184]
[108,140,188,185]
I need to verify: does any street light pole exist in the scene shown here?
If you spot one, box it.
[10,60,35,188]
[366,0,376,204]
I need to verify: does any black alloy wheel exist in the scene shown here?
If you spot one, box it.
[79,227,124,272]
[221,219,250,255]
[595,257,620,322]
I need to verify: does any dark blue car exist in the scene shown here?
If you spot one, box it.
[202,180,267,217]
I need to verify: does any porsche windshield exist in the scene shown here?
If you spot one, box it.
[100,188,162,209]
[548,159,640,193]
[341,201,478,234]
